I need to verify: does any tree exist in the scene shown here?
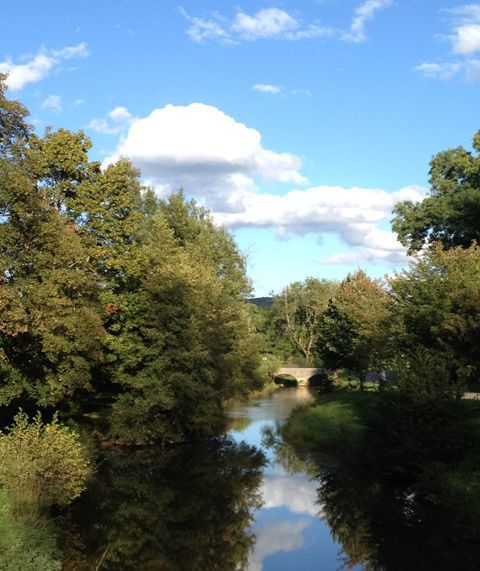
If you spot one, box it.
[0,80,105,409]
[317,271,392,389]
[271,278,338,364]
[0,79,263,444]
[392,130,480,253]
[389,242,480,389]
[109,196,262,444]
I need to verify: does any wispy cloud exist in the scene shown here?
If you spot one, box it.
[41,94,62,113]
[179,3,389,45]
[0,43,88,91]
[343,0,393,43]
[87,106,134,135]
[253,83,282,94]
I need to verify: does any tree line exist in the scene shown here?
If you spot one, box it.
[0,75,262,445]
[262,127,480,396]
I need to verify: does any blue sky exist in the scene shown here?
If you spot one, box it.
[2,1,480,295]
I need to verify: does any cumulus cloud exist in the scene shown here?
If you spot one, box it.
[449,4,480,55]
[41,94,62,113]
[88,106,133,135]
[0,42,88,91]
[253,83,282,94]
[343,0,393,43]
[214,184,426,264]
[249,519,310,571]
[104,102,307,209]
[416,5,480,81]
[103,100,424,266]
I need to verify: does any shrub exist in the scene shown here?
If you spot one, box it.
[0,411,91,518]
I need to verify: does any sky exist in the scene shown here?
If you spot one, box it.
[2,0,480,295]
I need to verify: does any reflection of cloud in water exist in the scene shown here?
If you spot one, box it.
[249,519,310,571]
[261,473,321,517]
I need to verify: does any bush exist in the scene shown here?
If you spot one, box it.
[0,411,91,518]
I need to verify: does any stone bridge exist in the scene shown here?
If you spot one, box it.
[274,367,324,387]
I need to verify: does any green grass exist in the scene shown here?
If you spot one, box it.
[282,387,378,457]
[0,488,61,571]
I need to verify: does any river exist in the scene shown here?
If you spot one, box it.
[61,388,480,570]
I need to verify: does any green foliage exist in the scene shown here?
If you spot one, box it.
[317,270,393,386]
[271,277,339,363]
[0,411,91,517]
[390,243,480,387]
[392,130,480,253]
[257,353,283,382]
[0,79,263,444]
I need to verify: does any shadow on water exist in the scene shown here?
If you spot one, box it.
[61,436,266,571]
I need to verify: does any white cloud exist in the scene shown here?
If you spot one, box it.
[249,519,310,571]
[214,184,426,264]
[0,42,88,91]
[233,8,299,39]
[180,3,392,44]
[415,62,463,80]
[417,5,480,81]
[88,106,133,135]
[253,83,282,94]
[344,0,393,42]
[415,58,480,81]
[449,4,480,54]
[180,7,333,44]
[104,103,307,209]
[178,7,236,44]
[103,100,424,267]
[41,94,62,113]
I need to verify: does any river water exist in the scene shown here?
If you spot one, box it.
[62,388,480,570]
[226,387,360,571]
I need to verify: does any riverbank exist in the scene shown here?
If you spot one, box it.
[282,385,480,509]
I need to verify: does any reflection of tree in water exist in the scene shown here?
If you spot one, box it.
[261,424,320,477]
[62,436,265,571]
[263,423,480,570]
[319,468,480,571]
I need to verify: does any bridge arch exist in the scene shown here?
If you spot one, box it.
[273,374,298,387]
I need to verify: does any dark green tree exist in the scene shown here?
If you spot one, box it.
[393,130,480,253]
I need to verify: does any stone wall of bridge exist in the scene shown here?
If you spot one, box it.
[274,367,324,386]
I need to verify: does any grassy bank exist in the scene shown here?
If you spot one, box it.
[283,385,480,519]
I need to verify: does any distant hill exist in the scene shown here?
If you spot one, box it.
[247,297,273,308]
